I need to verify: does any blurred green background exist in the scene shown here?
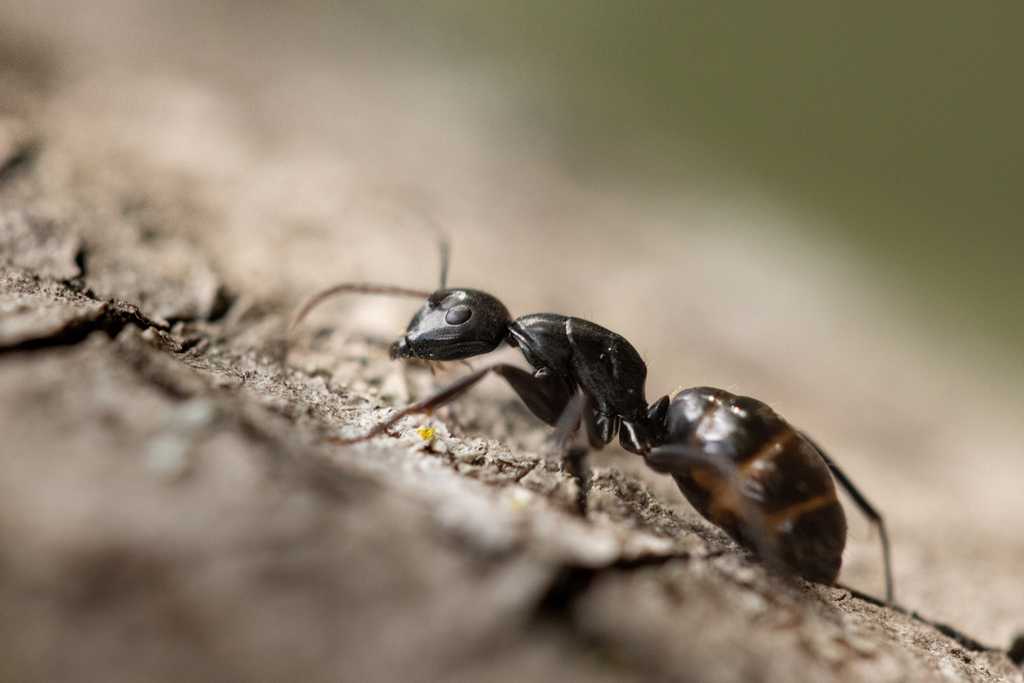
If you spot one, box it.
[382,0,1023,357]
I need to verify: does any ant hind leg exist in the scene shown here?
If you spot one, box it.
[645,445,788,577]
[798,432,894,604]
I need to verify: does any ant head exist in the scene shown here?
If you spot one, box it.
[389,288,512,361]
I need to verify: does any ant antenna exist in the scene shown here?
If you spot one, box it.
[286,194,453,368]
[290,283,434,332]
[356,188,452,291]
[289,229,450,331]
[438,236,450,290]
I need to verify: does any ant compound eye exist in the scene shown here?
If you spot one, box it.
[445,305,472,325]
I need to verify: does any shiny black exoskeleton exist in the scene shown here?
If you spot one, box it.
[388,288,659,453]
[293,282,893,602]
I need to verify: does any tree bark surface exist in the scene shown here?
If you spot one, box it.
[1,2,1022,682]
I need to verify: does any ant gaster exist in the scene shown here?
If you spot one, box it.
[292,244,894,603]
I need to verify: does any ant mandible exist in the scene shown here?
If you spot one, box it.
[291,241,894,604]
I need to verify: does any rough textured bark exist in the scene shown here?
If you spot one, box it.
[1,2,1022,682]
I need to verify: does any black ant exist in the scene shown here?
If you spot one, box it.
[291,243,894,603]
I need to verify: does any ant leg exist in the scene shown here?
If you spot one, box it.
[496,367,575,426]
[334,363,573,445]
[645,445,786,576]
[563,445,591,516]
[547,393,604,515]
[798,432,894,604]
[547,391,605,451]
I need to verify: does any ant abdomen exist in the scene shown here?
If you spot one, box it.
[649,387,848,584]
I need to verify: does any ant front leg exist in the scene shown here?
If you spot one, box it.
[337,362,597,516]
[334,363,574,444]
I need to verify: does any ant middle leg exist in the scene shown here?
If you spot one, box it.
[547,393,608,515]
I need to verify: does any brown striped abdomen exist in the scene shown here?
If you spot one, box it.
[664,388,848,584]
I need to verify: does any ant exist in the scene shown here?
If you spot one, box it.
[291,241,894,604]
